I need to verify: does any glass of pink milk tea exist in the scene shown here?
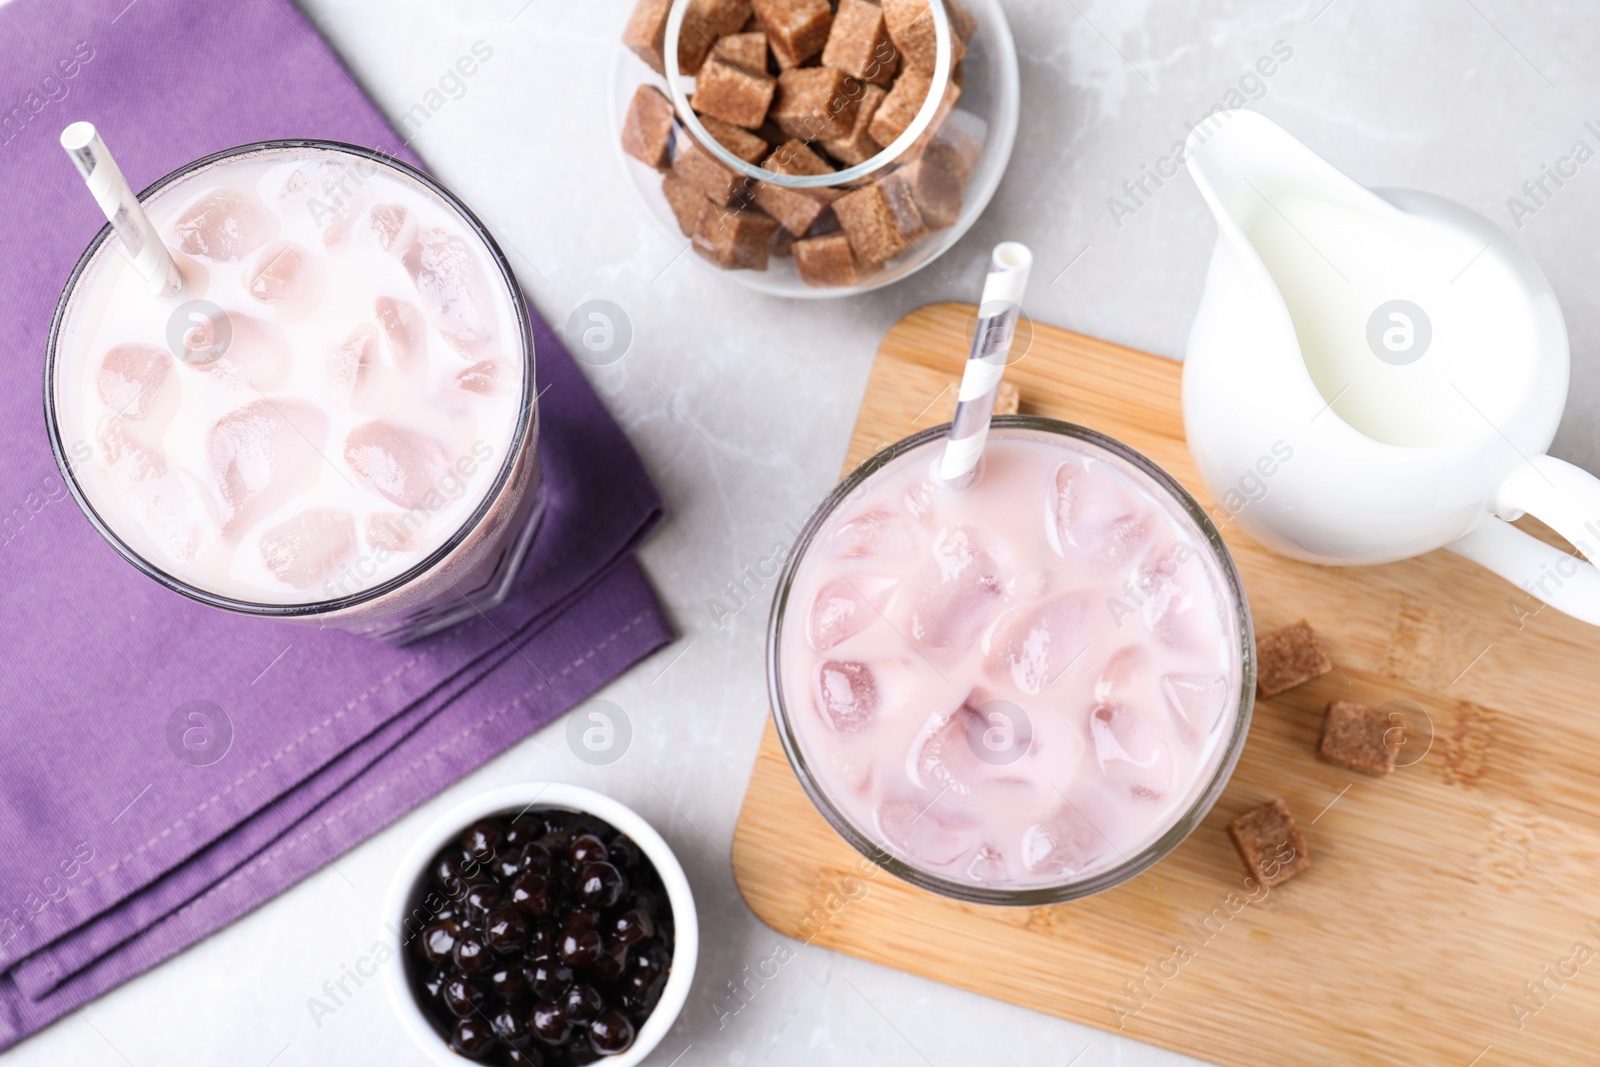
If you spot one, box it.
[44,141,544,643]
[769,417,1256,904]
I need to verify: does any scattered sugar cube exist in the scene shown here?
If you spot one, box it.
[1319,700,1398,777]
[1228,798,1310,888]
[1256,620,1333,697]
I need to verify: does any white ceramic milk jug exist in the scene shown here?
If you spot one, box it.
[1183,110,1600,624]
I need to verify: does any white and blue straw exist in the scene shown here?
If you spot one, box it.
[939,242,1034,488]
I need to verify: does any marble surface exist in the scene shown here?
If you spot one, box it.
[16,1,1600,1064]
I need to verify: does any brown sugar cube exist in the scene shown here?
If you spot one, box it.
[753,0,833,69]
[754,183,837,236]
[753,141,839,235]
[693,205,781,270]
[922,114,983,187]
[870,65,961,149]
[623,0,711,76]
[771,67,865,142]
[1319,700,1398,777]
[662,172,715,236]
[885,156,961,229]
[833,177,926,264]
[1256,620,1333,697]
[621,84,677,171]
[712,30,770,74]
[625,0,751,75]
[947,0,979,43]
[692,55,776,129]
[793,233,862,287]
[695,115,771,162]
[822,0,900,86]
[882,0,968,74]
[672,138,748,205]
[771,224,796,257]
[1228,799,1310,888]
[821,83,887,166]
[762,138,835,176]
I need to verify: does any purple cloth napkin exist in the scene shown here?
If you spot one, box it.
[0,0,673,1046]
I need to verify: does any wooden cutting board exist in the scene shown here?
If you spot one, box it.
[731,302,1600,1067]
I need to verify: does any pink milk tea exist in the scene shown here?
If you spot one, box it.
[774,424,1249,893]
[47,143,541,641]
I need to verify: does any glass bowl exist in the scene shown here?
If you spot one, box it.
[610,0,1020,298]
[766,418,1258,905]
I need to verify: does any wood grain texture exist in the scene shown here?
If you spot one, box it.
[731,302,1600,1067]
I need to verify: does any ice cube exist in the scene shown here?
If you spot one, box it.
[813,660,878,733]
[375,296,427,369]
[965,843,1009,884]
[99,420,164,485]
[831,509,915,560]
[1089,701,1175,799]
[367,512,424,553]
[806,575,896,651]
[280,159,368,244]
[874,797,972,868]
[1021,806,1104,877]
[172,188,275,260]
[141,468,219,563]
[97,343,173,422]
[1097,511,1151,570]
[1093,645,1149,705]
[1162,673,1228,745]
[909,526,1009,655]
[457,360,513,396]
[193,312,289,391]
[903,478,938,525]
[370,202,415,252]
[329,322,378,395]
[344,420,451,510]
[984,595,1088,694]
[402,227,495,357]
[245,241,323,310]
[908,702,985,795]
[1046,460,1082,555]
[208,399,330,536]
[259,508,357,589]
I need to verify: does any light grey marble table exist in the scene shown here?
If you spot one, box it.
[15,1,1600,1064]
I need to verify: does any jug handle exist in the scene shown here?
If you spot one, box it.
[1446,455,1600,626]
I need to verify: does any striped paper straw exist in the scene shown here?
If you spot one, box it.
[938,242,1035,488]
[60,122,184,298]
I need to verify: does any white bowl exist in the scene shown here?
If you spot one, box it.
[608,0,1021,299]
[382,783,699,1066]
